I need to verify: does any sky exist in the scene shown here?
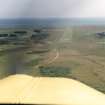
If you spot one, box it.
[0,0,105,18]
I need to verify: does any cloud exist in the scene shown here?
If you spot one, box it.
[0,0,104,18]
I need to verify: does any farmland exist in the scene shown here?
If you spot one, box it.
[0,26,105,93]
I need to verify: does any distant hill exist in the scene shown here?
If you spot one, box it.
[0,18,105,28]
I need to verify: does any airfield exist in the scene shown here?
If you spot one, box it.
[0,26,105,94]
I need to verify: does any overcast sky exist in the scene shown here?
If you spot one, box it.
[0,0,104,18]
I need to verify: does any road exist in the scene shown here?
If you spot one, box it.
[34,48,60,69]
[45,49,60,65]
